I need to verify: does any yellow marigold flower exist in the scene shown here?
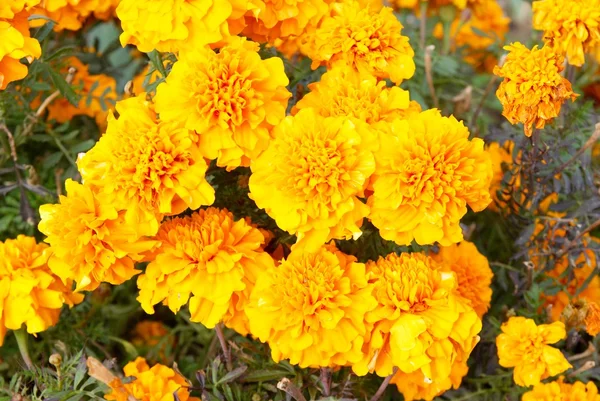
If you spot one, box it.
[309,2,415,84]
[0,235,83,345]
[292,65,420,123]
[116,0,232,53]
[584,301,600,337]
[42,57,117,128]
[105,357,199,401]
[154,37,290,170]
[354,252,482,395]
[0,5,41,90]
[249,108,377,252]
[431,241,493,318]
[246,243,377,368]
[37,0,100,31]
[494,43,578,137]
[392,0,468,11]
[533,0,600,67]
[368,109,493,246]
[523,377,600,401]
[78,95,214,229]
[496,316,571,387]
[38,180,158,292]
[137,208,275,335]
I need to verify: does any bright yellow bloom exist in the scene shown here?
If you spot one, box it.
[391,0,468,11]
[0,4,41,90]
[38,180,157,292]
[431,241,493,318]
[354,252,481,400]
[154,37,290,170]
[78,95,214,231]
[37,0,101,31]
[293,65,420,124]
[105,357,199,401]
[137,208,275,335]
[247,243,377,368]
[368,109,493,246]
[309,2,415,84]
[249,108,377,252]
[523,377,600,401]
[533,0,600,66]
[42,57,117,128]
[0,235,83,345]
[496,316,571,387]
[585,301,600,337]
[494,43,578,137]
[116,0,232,53]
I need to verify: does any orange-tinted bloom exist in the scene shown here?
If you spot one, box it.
[585,301,600,336]
[38,180,157,292]
[354,252,481,401]
[249,108,377,252]
[247,244,377,368]
[293,65,420,124]
[523,377,600,401]
[137,208,274,335]
[105,357,199,401]
[368,109,493,246]
[37,0,101,31]
[431,241,493,318]
[494,43,577,137]
[0,235,83,345]
[78,95,215,231]
[533,0,600,66]
[309,2,415,84]
[154,37,290,170]
[496,316,571,386]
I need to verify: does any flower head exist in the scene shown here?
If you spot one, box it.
[105,357,199,401]
[309,2,415,84]
[116,0,232,53]
[431,241,493,318]
[0,2,41,90]
[523,377,600,401]
[0,235,83,345]
[494,43,577,137]
[354,252,481,401]
[496,316,571,386]
[533,0,600,66]
[584,301,600,337]
[247,244,377,368]
[249,108,377,252]
[78,95,215,228]
[368,109,493,246]
[35,0,99,31]
[38,180,158,292]
[137,208,274,335]
[293,65,420,124]
[154,37,290,170]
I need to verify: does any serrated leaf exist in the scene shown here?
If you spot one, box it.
[48,68,80,106]
[43,152,63,169]
[148,50,167,77]
[215,366,248,386]
[242,369,289,383]
[45,45,77,62]
[71,139,96,154]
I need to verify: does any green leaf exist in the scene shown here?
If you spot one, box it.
[48,68,80,106]
[45,45,77,62]
[43,152,63,169]
[242,369,289,383]
[70,139,96,154]
[107,336,138,360]
[215,366,248,386]
[148,50,167,77]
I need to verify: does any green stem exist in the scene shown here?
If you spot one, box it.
[442,20,452,55]
[14,329,34,370]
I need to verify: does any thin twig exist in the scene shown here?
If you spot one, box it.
[470,55,506,134]
[369,367,398,401]
[215,323,233,371]
[419,1,427,49]
[424,46,439,109]
[568,343,596,362]
[320,367,332,397]
[556,217,600,259]
[569,360,596,377]
[277,378,308,401]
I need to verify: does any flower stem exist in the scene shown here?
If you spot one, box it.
[419,1,428,49]
[320,367,332,396]
[215,323,232,371]
[14,329,34,370]
[369,367,398,401]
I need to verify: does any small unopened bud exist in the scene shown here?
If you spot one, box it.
[49,353,62,368]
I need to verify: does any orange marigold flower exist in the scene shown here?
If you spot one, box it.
[42,57,117,128]
[38,180,158,292]
[533,0,600,67]
[246,243,377,368]
[493,43,578,137]
[249,108,377,252]
[431,241,493,318]
[37,0,101,31]
[292,65,420,123]
[132,320,170,348]
[391,0,468,11]
[0,4,41,90]
[105,357,199,401]
[0,235,83,345]
[309,2,415,84]
[496,316,571,387]
[116,0,232,53]
[154,37,290,170]
[78,95,215,230]
[137,208,275,335]
[354,252,481,398]
[523,377,600,401]
[367,109,493,246]
[585,301,600,337]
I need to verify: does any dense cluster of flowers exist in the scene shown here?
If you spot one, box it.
[35,0,120,31]
[523,377,600,401]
